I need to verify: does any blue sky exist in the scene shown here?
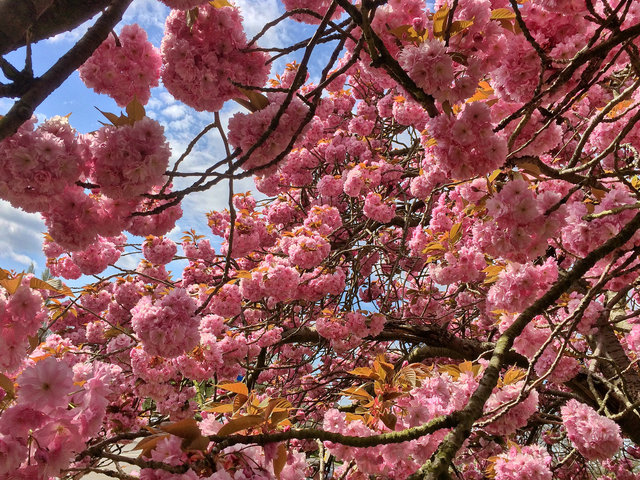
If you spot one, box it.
[0,0,308,275]
[0,0,437,277]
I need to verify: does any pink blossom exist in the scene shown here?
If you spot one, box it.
[494,445,552,480]
[17,357,74,410]
[130,288,200,358]
[78,24,161,106]
[561,399,622,460]
[161,4,270,112]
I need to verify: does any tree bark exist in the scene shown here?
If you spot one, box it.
[0,0,111,55]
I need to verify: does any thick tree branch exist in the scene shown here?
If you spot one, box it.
[0,0,132,140]
[0,0,111,55]
[410,210,640,479]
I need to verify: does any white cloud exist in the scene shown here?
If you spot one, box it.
[0,201,46,270]
[236,0,289,46]
[161,103,188,120]
[123,0,169,37]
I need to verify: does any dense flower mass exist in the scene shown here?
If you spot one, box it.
[561,399,623,461]
[0,116,81,213]
[228,92,311,173]
[83,117,171,200]
[78,24,162,107]
[1,0,640,478]
[161,4,271,112]
[131,288,200,358]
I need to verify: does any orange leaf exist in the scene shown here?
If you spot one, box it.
[210,0,232,7]
[273,443,288,479]
[126,97,146,124]
[347,367,375,378]
[0,373,15,399]
[340,386,373,400]
[217,382,249,397]
[217,414,265,436]
[204,403,234,414]
[0,274,23,294]
[132,434,170,458]
[159,418,201,440]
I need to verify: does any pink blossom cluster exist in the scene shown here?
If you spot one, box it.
[131,288,200,358]
[429,246,486,285]
[161,4,270,112]
[83,117,170,200]
[363,192,396,223]
[143,236,178,265]
[281,229,331,269]
[0,116,81,213]
[78,24,162,106]
[475,179,566,262]
[493,445,552,480]
[399,39,454,103]
[67,235,124,276]
[487,259,558,314]
[1,356,120,478]
[228,92,310,173]
[0,284,46,373]
[426,102,508,179]
[240,257,300,303]
[484,380,539,436]
[561,399,622,461]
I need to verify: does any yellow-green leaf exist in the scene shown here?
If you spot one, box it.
[488,168,501,183]
[237,87,270,112]
[449,19,474,36]
[210,0,232,7]
[449,222,463,244]
[491,8,516,20]
[126,97,146,124]
[433,3,450,37]
[187,7,199,29]
[503,367,526,386]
